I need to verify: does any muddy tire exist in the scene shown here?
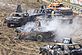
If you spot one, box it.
[36,35,43,41]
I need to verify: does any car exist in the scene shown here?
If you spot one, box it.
[5,5,44,28]
[57,7,73,16]
[5,12,29,27]
[5,5,30,28]
[39,38,82,55]
[47,2,64,10]
[38,5,73,18]
[16,31,55,41]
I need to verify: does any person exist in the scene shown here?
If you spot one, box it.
[51,11,55,16]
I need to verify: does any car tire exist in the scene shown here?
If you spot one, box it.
[36,35,43,41]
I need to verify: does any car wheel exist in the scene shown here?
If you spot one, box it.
[36,35,43,41]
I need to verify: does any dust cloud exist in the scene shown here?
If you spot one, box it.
[18,11,82,42]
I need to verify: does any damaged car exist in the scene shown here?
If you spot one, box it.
[39,38,82,55]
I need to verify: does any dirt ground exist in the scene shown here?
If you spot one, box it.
[0,0,82,55]
[0,0,50,55]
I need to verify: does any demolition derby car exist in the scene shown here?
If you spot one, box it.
[5,5,43,28]
[47,2,64,10]
[16,31,55,41]
[39,38,82,55]
[5,5,29,27]
[39,4,73,18]
[5,12,29,27]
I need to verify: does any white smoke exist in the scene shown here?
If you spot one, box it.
[17,10,82,42]
[42,16,82,41]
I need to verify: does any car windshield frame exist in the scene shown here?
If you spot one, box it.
[11,12,23,17]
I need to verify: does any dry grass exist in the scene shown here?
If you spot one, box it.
[0,0,52,55]
[0,0,82,55]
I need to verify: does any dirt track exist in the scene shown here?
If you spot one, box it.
[0,9,41,55]
[0,0,55,55]
[0,0,82,55]
[0,0,45,55]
